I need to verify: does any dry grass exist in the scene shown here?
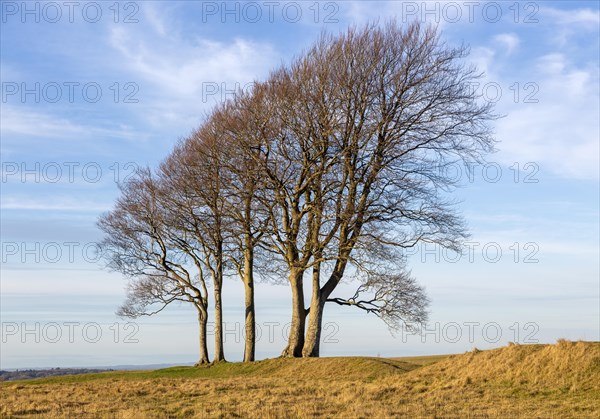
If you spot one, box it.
[1,340,598,418]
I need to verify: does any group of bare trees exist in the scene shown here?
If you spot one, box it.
[98,21,496,363]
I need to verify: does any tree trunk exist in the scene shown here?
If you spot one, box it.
[196,308,210,365]
[213,278,226,362]
[303,267,343,357]
[302,266,327,357]
[243,246,255,362]
[280,268,306,357]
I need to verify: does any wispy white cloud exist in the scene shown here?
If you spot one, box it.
[1,196,110,212]
[1,106,86,138]
[494,52,599,180]
[468,11,599,182]
[542,6,600,27]
[1,106,144,142]
[493,33,519,55]
[107,10,279,130]
[541,6,600,47]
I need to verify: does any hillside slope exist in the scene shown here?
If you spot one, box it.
[1,341,598,418]
[404,339,599,392]
[379,340,600,417]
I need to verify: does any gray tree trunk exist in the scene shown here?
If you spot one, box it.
[303,269,341,357]
[213,279,225,362]
[243,246,255,362]
[302,274,327,357]
[281,268,306,357]
[197,308,210,365]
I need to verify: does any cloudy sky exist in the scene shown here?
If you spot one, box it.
[1,1,598,369]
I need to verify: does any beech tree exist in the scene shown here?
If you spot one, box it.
[212,89,275,362]
[98,170,212,364]
[297,22,496,357]
[245,64,347,357]
[100,20,496,361]
[243,21,495,357]
[174,91,274,362]
[159,128,230,363]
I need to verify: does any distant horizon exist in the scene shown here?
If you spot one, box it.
[1,362,194,372]
[5,337,599,373]
[5,337,598,371]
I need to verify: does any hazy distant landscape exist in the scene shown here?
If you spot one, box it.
[0,364,194,381]
[0,368,115,382]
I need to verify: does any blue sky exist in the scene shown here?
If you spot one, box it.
[1,1,599,369]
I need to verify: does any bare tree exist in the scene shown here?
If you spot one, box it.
[244,21,495,357]
[206,88,274,362]
[100,20,496,362]
[248,66,341,357]
[98,170,211,364]
[159,130,231,363]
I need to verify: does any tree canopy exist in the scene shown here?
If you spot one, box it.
[98,20,496,363]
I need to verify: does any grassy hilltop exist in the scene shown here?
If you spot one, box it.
[1,340,598,418]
